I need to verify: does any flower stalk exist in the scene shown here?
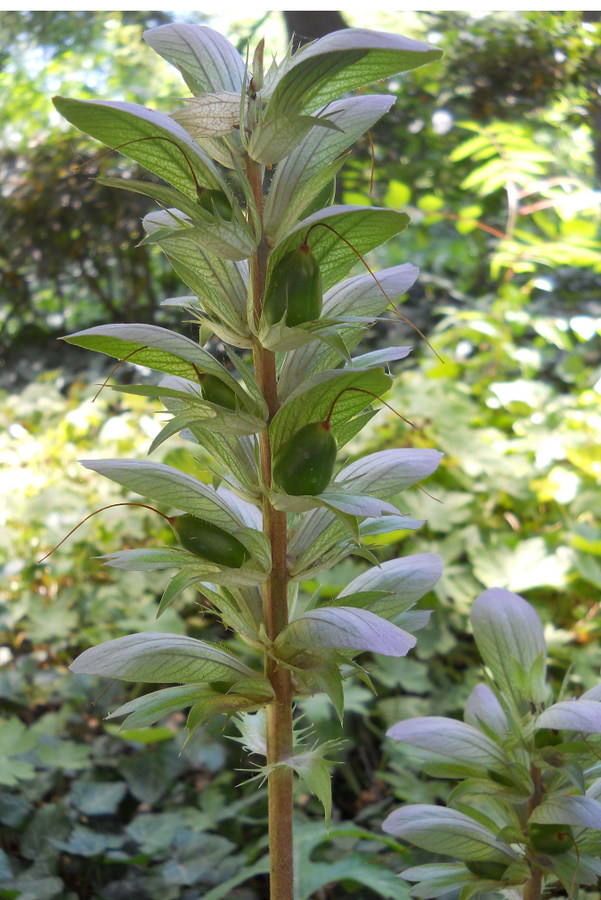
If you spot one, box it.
[53,23,444,900]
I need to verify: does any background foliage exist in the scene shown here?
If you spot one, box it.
[2,10,600,899]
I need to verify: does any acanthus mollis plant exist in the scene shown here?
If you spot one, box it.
[383,588,601,900]
[51,23,443,899]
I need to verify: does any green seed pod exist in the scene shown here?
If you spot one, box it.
[170,514,249,568]
[529,823,573,856]
[465,860,508,881]
[197,189,233,220]
[200,374,237,410]
[263,245,322,327]
[272,422,337,496]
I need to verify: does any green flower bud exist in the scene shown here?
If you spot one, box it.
[200,374,237,410]
[263,244,322,327]
[534,728,563,748]
[272,422,337,496]
[529,823,573,856]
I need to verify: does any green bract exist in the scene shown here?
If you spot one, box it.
[465,860,508,880]
[199,373,237,409]
[263,244,322,327]
[197,188,233,220]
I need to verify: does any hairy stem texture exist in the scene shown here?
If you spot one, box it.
[247,157,294,900]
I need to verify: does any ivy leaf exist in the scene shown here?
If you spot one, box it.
[471,588,547,708]
[144,23,246,95]
[52,97,222,198]
[382,805,517,861]
[0,718,37,786]
[266,29,442,117]
[70,632,258,685]
[276,607,416,658]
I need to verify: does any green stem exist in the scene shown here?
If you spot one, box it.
[247,156,294,900]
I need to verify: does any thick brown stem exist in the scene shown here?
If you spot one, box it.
[524,762,544,900]
[247,157,294,900]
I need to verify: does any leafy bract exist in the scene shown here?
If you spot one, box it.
[80,459,257,534]
[276,607,417,658]
[170,93,243,137]
[144,24,245,95]
[142,206,257,263]
[536,700,601,735]
[283,746,337,825]
[337,448,444,495]
[64,324,252,399]
[387,717,510,772]
[266,29,443,117]
[265,95,396,239]
[471,588,547,708]
[264,206,410,298]
[99,178,257,261]
[99,547,215,571]
[464,684,510,735]
[382,805,516,861]
[142,214,252,347]
[248,112,343,167]
[288,449,442,578]
[70,632,258,684]
[52,97,222,197]
[529,795,601,830]
[270,367,392,454]
[276,264,419,399]
[399,862,477,898]
[336,554,443,619]
[106,684,223,729]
